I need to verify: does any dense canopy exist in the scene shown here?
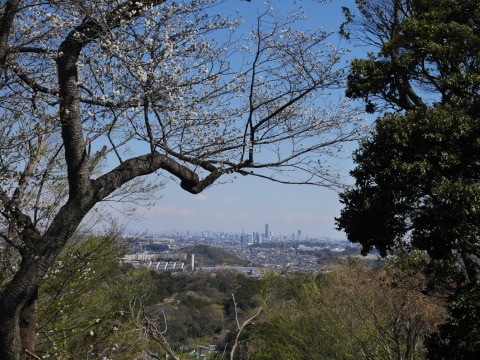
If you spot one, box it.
[337,0,480,357]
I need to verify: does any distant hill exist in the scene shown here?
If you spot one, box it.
[182,244,250,267]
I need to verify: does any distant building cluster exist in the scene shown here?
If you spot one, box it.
[121,251,263,277]
[119,226,354,276]
[145,261,185,271]
[239,224,304,245]
[122,252,187,272]
[122,252,187,261]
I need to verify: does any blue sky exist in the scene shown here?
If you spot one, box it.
[122,0,365,239]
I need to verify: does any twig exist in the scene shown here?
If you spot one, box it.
[24,349,41,360]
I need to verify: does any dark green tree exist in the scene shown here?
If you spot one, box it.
[342,0,480,112]
[337,0,480,358]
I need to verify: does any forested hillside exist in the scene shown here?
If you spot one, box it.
[35,235,265,359]
[32,234,448,359]
[182,245,251,267]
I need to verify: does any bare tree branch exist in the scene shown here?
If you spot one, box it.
[229,294,263,360]
[142,312,179,360]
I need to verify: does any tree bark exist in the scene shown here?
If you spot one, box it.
[0,307,22,360]
[19,288,37,360]
[0,288,38,360]
[0,0,21,71]
[0,199,93,360]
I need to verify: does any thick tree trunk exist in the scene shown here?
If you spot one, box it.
[0,288,37,360]
[0,272,40,360]
[0,0,21,71]
[0,201,90,360]
[0,299,22,360]
[19,288,37,360]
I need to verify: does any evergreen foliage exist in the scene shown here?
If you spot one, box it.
[337,0,480,356]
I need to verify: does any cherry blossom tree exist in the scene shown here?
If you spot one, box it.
[0,0,362,358]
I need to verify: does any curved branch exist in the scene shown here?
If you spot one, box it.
[93,152,224,197]
[56,0,168,197]
[11,64,57,95]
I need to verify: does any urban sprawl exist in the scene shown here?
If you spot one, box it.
[122,224,370,275]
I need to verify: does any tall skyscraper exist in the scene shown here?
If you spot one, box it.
[297,229,302,241]
[265,224,269,239]
[247,233,254,245]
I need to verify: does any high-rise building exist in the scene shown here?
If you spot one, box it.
[264,224,269,239]
[247,233,254,245]
[297,230,302,241]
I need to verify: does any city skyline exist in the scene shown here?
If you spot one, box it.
[122,173,347,240]
[143,224,312,241]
